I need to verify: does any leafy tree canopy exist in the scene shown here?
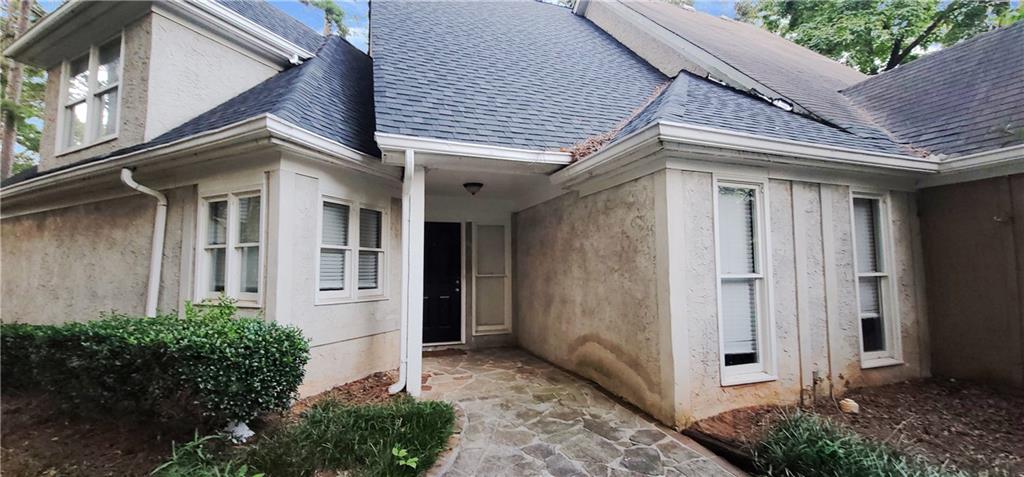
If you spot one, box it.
[735,0,1022,74]
[301,0,349,37]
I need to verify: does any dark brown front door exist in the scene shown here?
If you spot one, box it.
[423,222,462,344]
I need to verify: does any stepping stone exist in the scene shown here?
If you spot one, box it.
[621,446,663,475]
[545,453,586,477]
[629,429,667,446]
[583,417,626,442]
[522,442,557,460]
[561,435,623,463]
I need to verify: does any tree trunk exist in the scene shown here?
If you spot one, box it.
[322,11,331,36]
[2,0,32,180]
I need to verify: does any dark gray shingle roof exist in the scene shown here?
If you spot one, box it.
[3,36,377,187]
[618,1,898,147]
[216,0,324,52]
[615,72,909,155]
[370,0,668,150]
[843,22,1024,157]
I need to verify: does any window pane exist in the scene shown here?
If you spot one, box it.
[241,246,259,293]
[322,202,349,246]
[722,279,758,366]
[358,251,380,289]
[719,186,757,275]
[97,38,121,88]
[238,196,261,244]
[360,208,382,248]
[207,200,227,245]
[209,248,226,293]
[477,225,505,275]
[319,249,345,291]
[66,56,89,102]
[859,277,885,352]
[96,89,118,137]
[64,102,88,148]
[853,198,880,273]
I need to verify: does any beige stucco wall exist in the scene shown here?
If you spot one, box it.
[144,11,279,141]
[39,15,152,171]
[1,186,193,323]
[38,10,280,171]
[670,172,928,423]
[515,176,671,422]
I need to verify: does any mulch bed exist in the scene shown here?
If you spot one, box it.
[690,378,1024,475]
[0,370,402,477]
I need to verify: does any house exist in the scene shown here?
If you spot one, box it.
[1,0,1020,429]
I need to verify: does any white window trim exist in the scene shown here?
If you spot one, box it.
[713,175,777,386]
[56,32,124,155]
[471,221,512,336]
[850,190,903,368]
[314,196,389,305]
[194,185,266,308]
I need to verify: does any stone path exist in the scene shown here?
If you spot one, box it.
[422,348,741,477]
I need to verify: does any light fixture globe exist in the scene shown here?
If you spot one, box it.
[463,182,483,195]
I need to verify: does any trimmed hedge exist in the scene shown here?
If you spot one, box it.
[0,298,309,423]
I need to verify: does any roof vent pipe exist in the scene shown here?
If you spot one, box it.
[120,168,168,318]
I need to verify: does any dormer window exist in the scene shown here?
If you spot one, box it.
[60,35,122,152]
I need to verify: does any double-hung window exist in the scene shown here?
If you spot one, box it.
[200,191,263,305]
[851,193,899,365]
[715,179,774,385]
[61,35,122,151]
[317,198,386,303]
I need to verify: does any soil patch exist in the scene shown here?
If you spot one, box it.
[691,379,1024,475]
[0,392,195,477]
[287,370,399,418]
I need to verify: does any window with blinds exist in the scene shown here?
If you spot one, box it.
[358,208,384,290]
[716,180,773,384]
[319,201,350,292]
[853,196,889,355]
[199,191,261,304]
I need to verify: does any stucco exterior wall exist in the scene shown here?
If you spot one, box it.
[1,186,193,323]
[514,176,670,422]
[269,159,403,395]
[920,175,1024,387]
[144,11,279,140]
[39,15,152,171]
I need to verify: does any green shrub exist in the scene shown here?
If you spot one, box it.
[152,434,260,477]
[755,411,968,477]
[247,396,456,477]
[0,298,310,423]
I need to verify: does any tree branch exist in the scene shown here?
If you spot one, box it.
[884,0,962,70]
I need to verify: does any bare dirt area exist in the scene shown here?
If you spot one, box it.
[691,378,1024,475]
[1,371,403,476]
[0,392,195,477]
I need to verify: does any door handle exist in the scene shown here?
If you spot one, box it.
[440,295,450,299]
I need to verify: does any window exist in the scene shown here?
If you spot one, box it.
[316,198,387,303]
[715,179,774,384]
[852,194,899,364]
[199,192,262,304]
[61,36,122,151]
[473,223,511,334]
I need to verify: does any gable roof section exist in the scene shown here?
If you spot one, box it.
[3,36,377,187]
[612,1,897,146]
[615,72,908,155]
[370,0,668,151]
[215,0,324,52]
[843,22,1024,158]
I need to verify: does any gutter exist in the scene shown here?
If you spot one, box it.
[120,168,168,318]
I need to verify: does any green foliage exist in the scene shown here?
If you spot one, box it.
[735,0,1021,74]
[152,434,262,477]
[0,297,310,423]
[2,1,46,168]
[246,396,455,477]
[300,0,349,37]
[755,411,968,477]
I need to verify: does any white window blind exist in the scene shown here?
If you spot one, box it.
[358,208,383,290]
[319,202,350,291]
[237,196,261,294]
[853,197,887,353]
[718,186,761,367]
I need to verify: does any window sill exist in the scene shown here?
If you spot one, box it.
[861,357,904,369]
[315,295,389,306]
[56,134,118,157]
[721,371,777,387]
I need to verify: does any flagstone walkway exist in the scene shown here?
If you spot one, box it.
[422,348,741,477]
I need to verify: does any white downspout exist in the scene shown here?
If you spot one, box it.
[389,150,415,394]
[120,168,167,318]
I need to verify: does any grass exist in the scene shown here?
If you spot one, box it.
[754,411,970,477]
[153,396,456,477]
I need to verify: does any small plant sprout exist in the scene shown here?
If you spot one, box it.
[392,446,419,469]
